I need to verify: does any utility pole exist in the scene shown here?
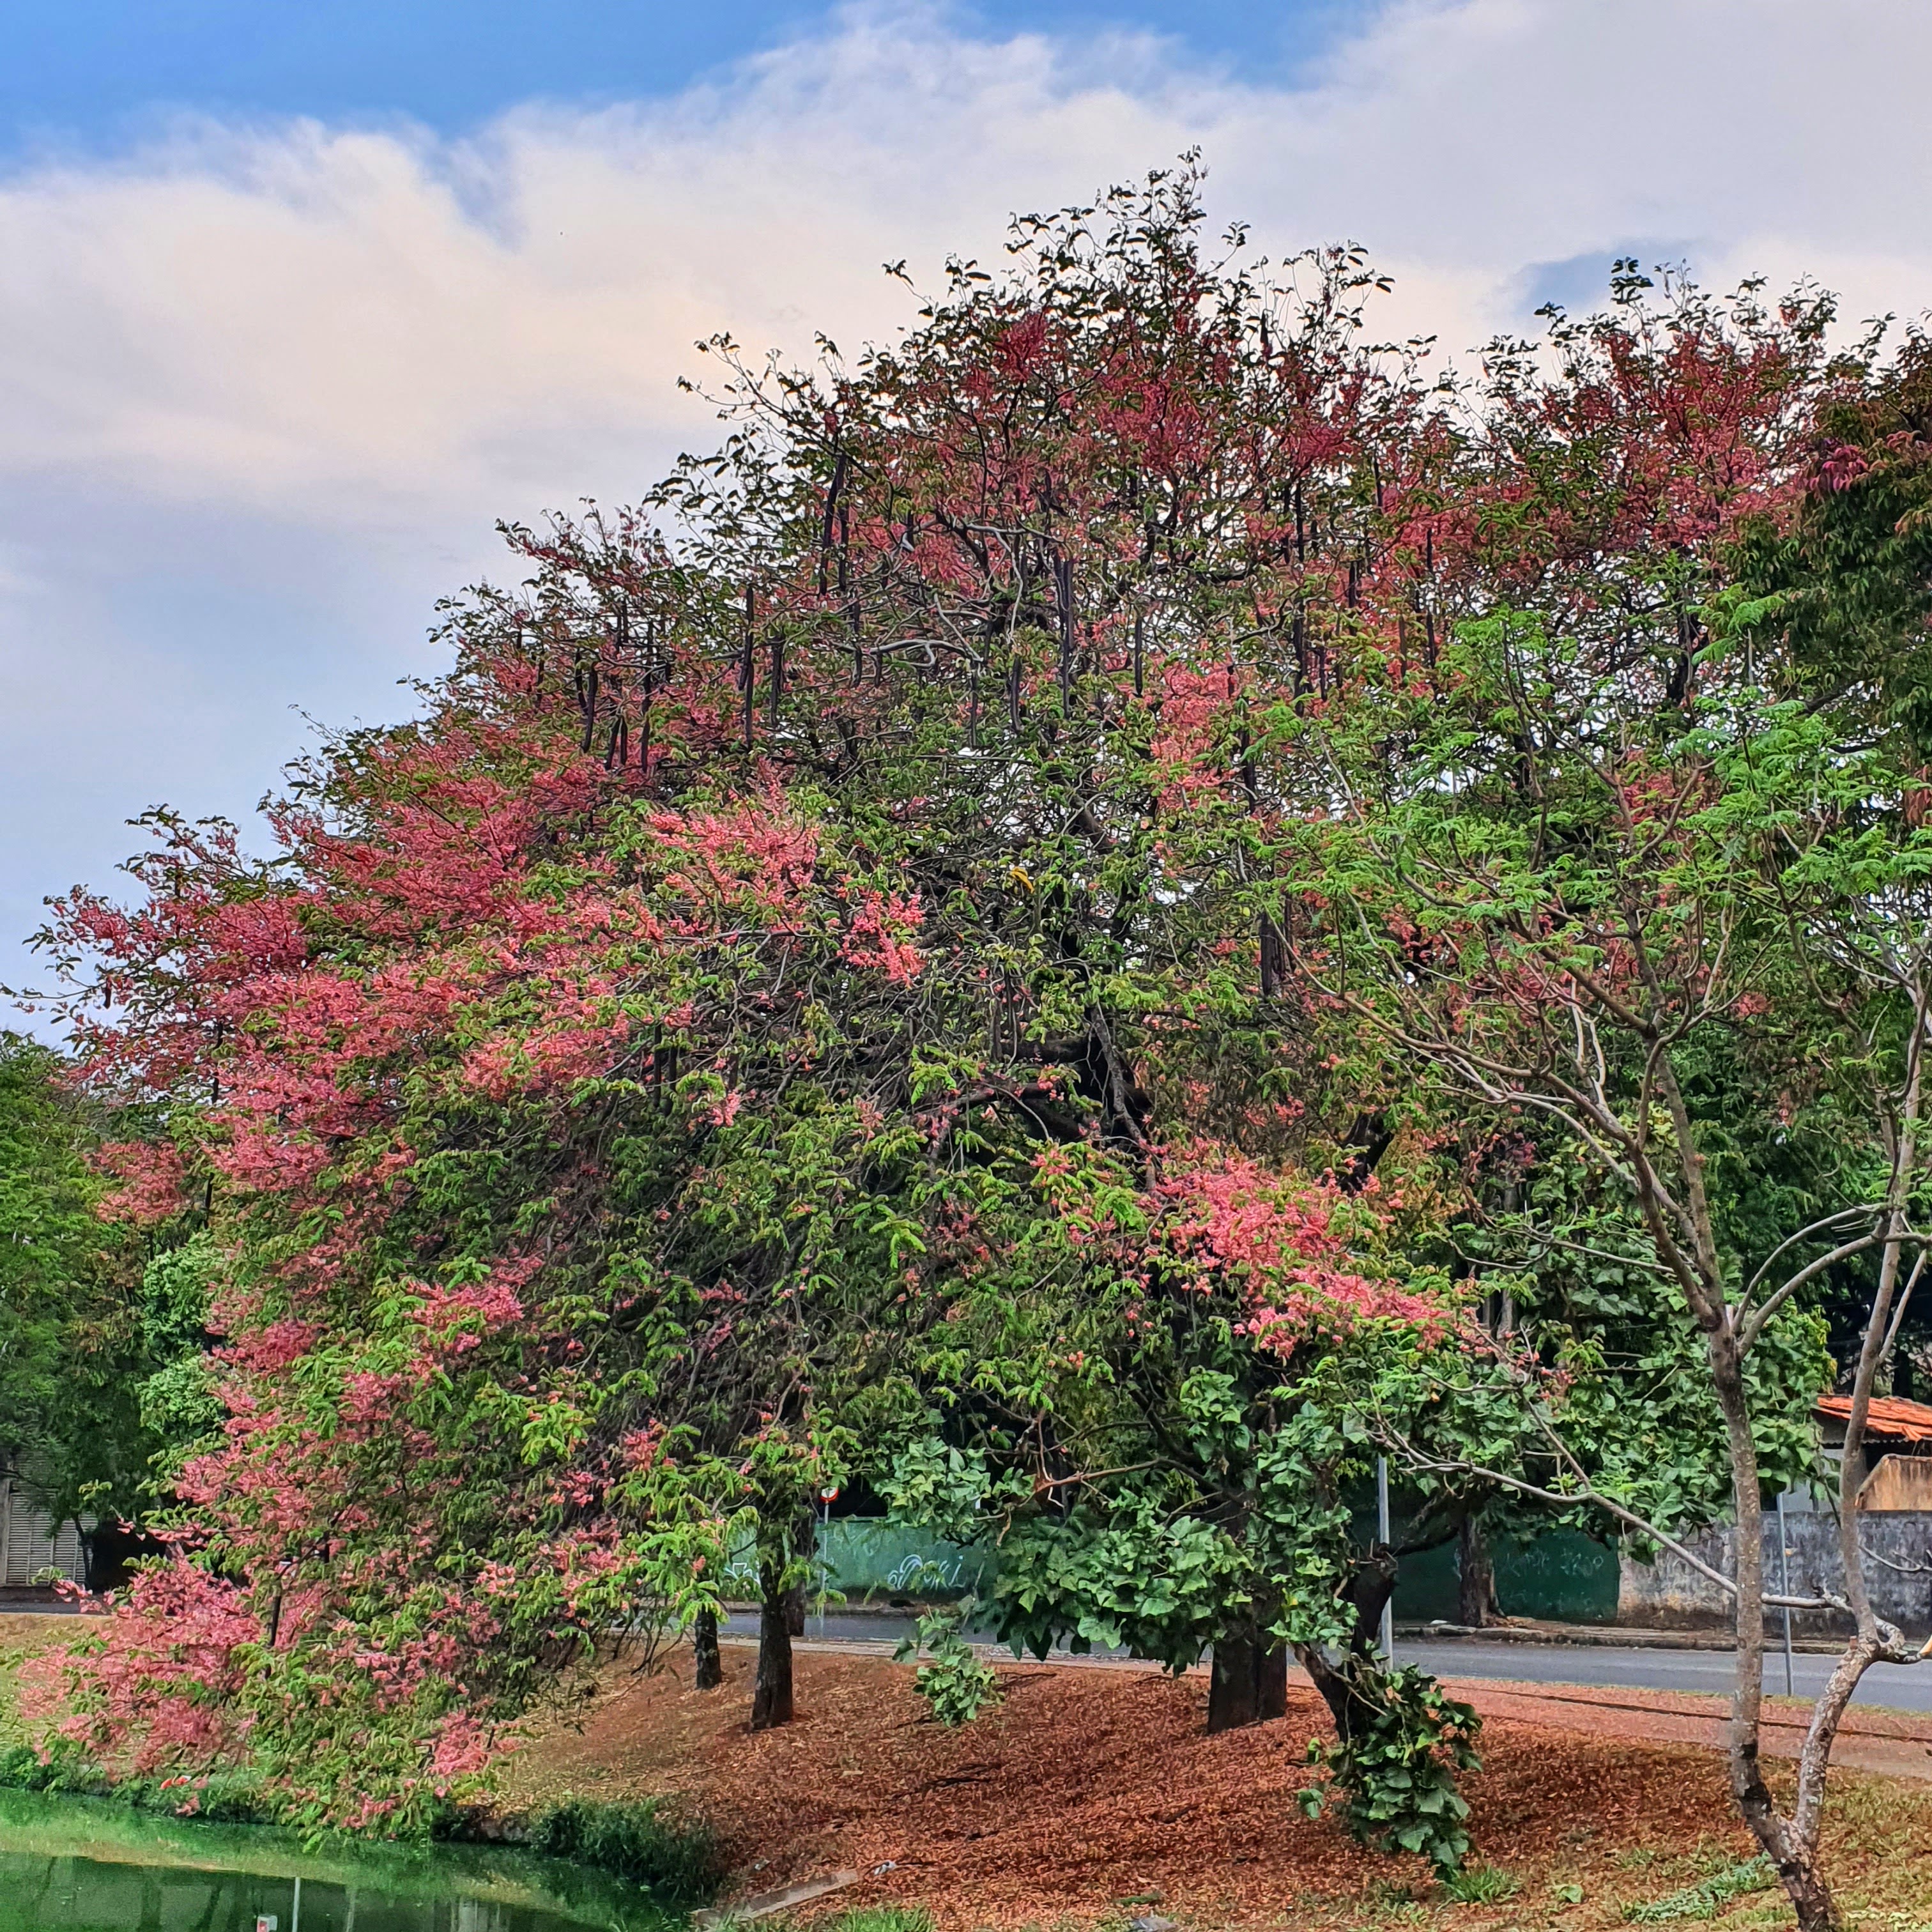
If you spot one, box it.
[1377,1455,1394,1665]
[1776,1489,1796,1698]
[816,1484,839,1638]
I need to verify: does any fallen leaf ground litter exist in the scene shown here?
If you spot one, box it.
[6,1616,1929,1930]
[487,1646,1932,1930]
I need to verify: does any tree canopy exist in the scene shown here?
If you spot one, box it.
[16,166,1929,1920]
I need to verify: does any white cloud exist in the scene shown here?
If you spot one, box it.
[6,0,1932,1008]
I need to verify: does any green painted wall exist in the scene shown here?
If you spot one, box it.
[1386,1528,1619,1625]
[720,1520,993,1602]
[804,1515,1618,1623]
[1493,1528,1620,1623]
[824,1519,994,1600]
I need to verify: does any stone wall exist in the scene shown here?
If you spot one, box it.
[1617,1506,1932,1639]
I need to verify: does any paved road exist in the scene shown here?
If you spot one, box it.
[719,1610,1932,1715]
[1399,1639,1932,1713]
[12,1600,1928,1714]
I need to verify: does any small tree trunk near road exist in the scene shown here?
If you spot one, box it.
[784,1499,816,1636]
[1207,1621,1288,1731]
[693,1606,721,1690]
[1458,1519,1496,1628]
[751,1556,795,1729]
[1294,1547,1400,1745]
[1259,1640,1288,1719]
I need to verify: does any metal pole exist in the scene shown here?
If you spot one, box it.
[817,1495,831,1638]
[1777,1489,1795,1699]
[1377,1455,1394,1665]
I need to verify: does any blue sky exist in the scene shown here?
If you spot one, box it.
[4,1,1931,1025]
[3,3,1346,153]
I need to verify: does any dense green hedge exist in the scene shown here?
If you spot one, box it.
[517,1797,719,1903]
[0,1742,278,1821]
[0,1745,717,1905]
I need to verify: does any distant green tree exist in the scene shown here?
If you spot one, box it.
[1740,326,1932,755]
[0,1035,148,1530]
[1288,595,1927,1932]
[134,1236,224,1487]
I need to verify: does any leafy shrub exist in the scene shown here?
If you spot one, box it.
[0,1742,102,1796]
[1442,1864,1520,1904]
[893,1606,1001,1726]
[820,1912,935,1932]
[524,1797,719,1903]
[1625,1857,1774,1922]
[1299,1665,1482,1872]
[0,1742,275,1822]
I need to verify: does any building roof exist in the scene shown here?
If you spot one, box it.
[1815,1393,1932,1443]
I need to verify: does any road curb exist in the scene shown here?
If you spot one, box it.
[1400,1620,1846,1655]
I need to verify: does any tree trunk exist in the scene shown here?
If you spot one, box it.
[750,1559,794,1730]
[693,1606,721,1690]
[1259,1638,1288,1719]
[1707,1321,1847,1931]
[1208,1629,1259,1732]
[1294,1547,1400,1747]
[1645,1052,1855,1932]
[1296,1641,1365,1747]
[1207,1622,1289,1732]
[1457,1518,1496,1628]
[1772,1857,1846,1932]
[785,1500,816,1636]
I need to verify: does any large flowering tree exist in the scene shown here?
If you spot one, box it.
[19,167,1459,1830]
[15,171,1862,1883]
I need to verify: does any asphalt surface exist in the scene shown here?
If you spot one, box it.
[10,1598,1928,1713]
[1399,1638,1932,1713]
[719,1610,1932,1715]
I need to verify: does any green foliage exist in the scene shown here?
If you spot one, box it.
[521,1797,719,1904]
[893,1605,1002,1726]
[1624,1858,1774,1922]
[877,1437,1004,1547]
[990,1493,1255,1672]
[0,1741,277,1823]
[1298,1665,1483,1872]
[818,1912,935,1932]
[135,1236,224,1485]
[0,1034,151,1522]
[1441,1864,1520,1904]
[886,1156,1454,1683]
[1444,1130,1834,1551]
[1284,576,1932,1575]
[1740,330,1932,758]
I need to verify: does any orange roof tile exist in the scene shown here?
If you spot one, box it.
[1816,1393,1932,1443]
